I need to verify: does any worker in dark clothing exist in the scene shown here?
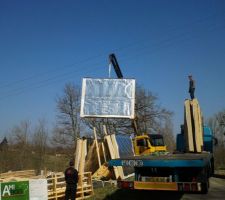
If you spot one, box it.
[188,75,195,100]
[65,160,79,200]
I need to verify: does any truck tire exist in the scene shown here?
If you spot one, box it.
[211,157,214,176]
[201,179,209,194]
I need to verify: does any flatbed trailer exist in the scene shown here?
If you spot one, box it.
[110,152,212,168]
[109,152,214,193]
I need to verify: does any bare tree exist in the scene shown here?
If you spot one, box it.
[157,118,175,152]
[52,83,81,148]
[207,110,225,169]
[32,119,48,173]
[11,120,31,170]
[0,137,9,173]
[134,86,173,134]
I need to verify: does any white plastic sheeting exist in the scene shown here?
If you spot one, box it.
[80,78,135,118]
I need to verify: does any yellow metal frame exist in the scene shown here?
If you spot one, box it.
[134,181,178,191]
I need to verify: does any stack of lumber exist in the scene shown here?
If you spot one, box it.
[0,169,36,182]
[84,130,125,180]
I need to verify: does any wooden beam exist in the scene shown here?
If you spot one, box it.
[79,139,87,174]
[74,139,82,171]
[101,142,107,163]
[93,127,101,168]
[192,99,203,152]
[103,124,108,136]
[184,99,194,152]
[111,134,124,179]
[105,135,119,179]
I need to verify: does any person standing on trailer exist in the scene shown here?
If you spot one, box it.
[65,160,79,200]
[188,75,195,100]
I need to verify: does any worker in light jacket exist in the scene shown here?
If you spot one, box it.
[188,75,195,100]
[65,160,79,200]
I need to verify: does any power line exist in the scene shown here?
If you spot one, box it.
[1,11,223,90]
[0,54,106,89]
[0,61,104,100]
[1,22,224,101]
[0,13,224,100]
[117,22,225,64]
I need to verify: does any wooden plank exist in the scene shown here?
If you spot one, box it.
[101,142,107,163]
[110,134,119,158]
[87,172,94,196]
[184,99,194,152]
[93,127,101,168]
[192,99,203,152]
[103,125,108,136]
[79,139,87,174]
[74,139,82,171]
[197,104,204,148]
[111,134,124,179]
[84,141,96,172]
[105,135,120,179]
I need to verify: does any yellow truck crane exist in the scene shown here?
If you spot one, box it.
[133,134,167,155]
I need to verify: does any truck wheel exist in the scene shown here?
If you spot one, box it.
[211,158,214,175]
[201,180,209,194]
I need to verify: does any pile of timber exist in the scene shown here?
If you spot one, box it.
[84,126,125,180]
[0,169,37,182]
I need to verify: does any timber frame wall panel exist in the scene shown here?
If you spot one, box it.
[105,135,120,179]
[184,100,194,152]
[192,99,203,153]
[110,134,124,179]
[75,139,82,171]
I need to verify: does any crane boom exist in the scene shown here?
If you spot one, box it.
[109,53,123,79]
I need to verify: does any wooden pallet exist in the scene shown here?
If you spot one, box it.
[47,172,93,200]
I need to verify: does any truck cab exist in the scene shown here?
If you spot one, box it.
[133,134,167,156]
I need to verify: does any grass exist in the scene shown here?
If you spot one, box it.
[89,185,117,200]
